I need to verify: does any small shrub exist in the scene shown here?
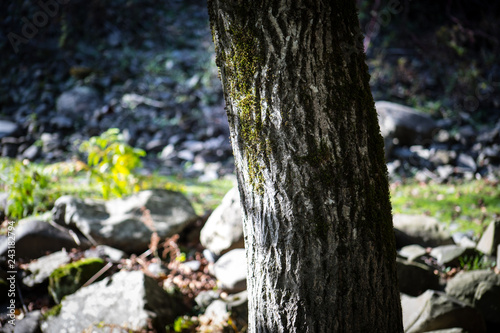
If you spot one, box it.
[0,159,49,220]
[79,128,146,199]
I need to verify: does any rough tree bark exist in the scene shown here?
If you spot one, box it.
[207,1,403,332]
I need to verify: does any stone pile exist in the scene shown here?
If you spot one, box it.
[1,188,499,332]
[377,101,500,183]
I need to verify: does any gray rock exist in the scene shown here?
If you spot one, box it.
[477,121,500,144]
[399,244,427,262]
[452,232,477,249]
[214,249,247,293]
[0,219,89,260]
[430,245,478,266]
[22,250,71,287]
[41,270,186,333]
[401,290,486,333]
[182,140,204,152]
[375,101,437,156]
[474,280,500,324]
[200,187,243,256]
[393,214,454,248]
[52,189,197,253]
[204,300,229,325]
[160,144,175,160]
[14,310,41,333]
[195,290,220,309]
[21,144,41,160]
[50,115,74,129]
[0,120,19,139]
[455,125,477,145]
[182,260,201,272]
[56,86,100,119]
[436,165,455,180]
[203,249,219,263]
[476,220,500,256]
[429,150,455,166]
[445,269,500,325]
[84,245,126,263]
[457,153,477,172]
[146,262,168,277]
[445,269,500,305]
[397,258,440,296]
[177,149,195,161]
[40,133,61,153]
[223,290,248,327]
[202,291,248,328]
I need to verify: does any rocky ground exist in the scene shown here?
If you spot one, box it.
[0,187,499,332]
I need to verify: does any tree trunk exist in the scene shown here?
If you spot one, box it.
[207,1,403,332]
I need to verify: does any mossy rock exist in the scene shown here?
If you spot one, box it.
[48,258,106,303]
[42,304,62,321]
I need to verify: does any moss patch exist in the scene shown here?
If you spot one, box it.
[224,25,266,194]
[48,257,106,303]
[42,304,62,320]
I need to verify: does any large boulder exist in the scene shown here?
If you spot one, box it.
[445,270,500,304]
[0,219,90,260]
[401,290,486,333]
[393,214,454,248]
[41,270,186,333]
[200,187,244,256]
[375,101,437,157]
[445,270,500,325]
[52,189,198,253]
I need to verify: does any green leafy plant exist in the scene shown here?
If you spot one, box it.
[458,254,496,271]
[0,160,49,220]
[169,316,198,332]
[79,128,146,199]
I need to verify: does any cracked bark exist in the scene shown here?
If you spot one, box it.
[208,1,403,332]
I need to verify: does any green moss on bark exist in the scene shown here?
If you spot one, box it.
[225,25,266,194]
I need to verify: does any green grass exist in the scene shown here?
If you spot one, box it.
[0,158,234,222]
[390,180,500,236]
[138,172,235,215]
[3,157,499,240]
